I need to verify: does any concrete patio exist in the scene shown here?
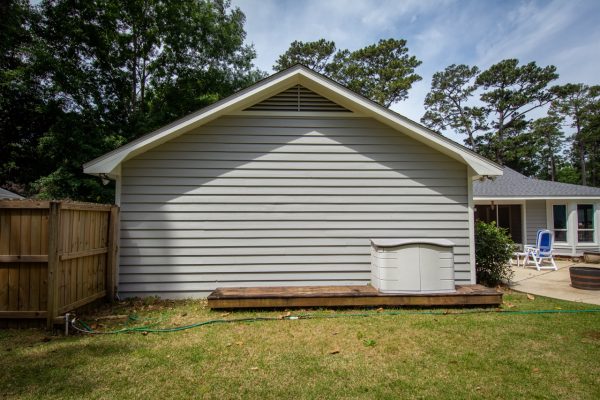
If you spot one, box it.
[509,260,600,305]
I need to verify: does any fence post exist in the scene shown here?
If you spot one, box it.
[46,201,61,330]
[106,205,119,303]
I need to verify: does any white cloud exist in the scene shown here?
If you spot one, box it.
[475,1,579,68]
[234,0,450,72]
[232,0,600,144]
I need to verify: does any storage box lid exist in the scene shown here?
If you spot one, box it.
[370,238,454,248]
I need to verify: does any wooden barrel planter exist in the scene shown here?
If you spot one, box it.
[583,251,600,264]
[570,266,600,290]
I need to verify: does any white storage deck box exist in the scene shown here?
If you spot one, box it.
[370,239,455,294]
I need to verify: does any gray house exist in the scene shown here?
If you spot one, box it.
[84,65,502,298]
[474,167,600,256]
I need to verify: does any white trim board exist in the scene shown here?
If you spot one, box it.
[83,65,503,179]
[475,196,600,201]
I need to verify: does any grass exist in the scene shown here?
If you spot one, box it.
[1,292,600,399]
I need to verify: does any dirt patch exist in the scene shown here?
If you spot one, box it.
[583,330,600,341]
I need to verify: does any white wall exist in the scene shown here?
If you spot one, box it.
[546,199,600,255]
[526,200,547,245]
[118,115,470,298]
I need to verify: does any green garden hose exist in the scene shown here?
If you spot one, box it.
[70,307,600,335]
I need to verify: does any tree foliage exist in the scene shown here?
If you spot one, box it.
[0,0,263,201]
[273,39,336,73]
[529,116,564,181]
[476,59,558,164]
[420,59,600,186]
[421,64,487,150]
[550,83,600,185]
[329,39,422,107]
[475,220,515,286]
[274,38,422,107]
[0,0,50,193]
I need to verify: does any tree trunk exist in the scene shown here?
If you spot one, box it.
[496,111,504,164]
[575,119,587,185]
[467,131,477,152]
[495,128,503,164]
[591,143,597,186]
[547,130,556,181]
[140,57,147,112]
[131,31,138,113]
[579,139,586,185]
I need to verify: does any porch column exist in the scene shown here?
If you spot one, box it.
[567,201,577,256]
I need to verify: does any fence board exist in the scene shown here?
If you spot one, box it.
[90,213,96,293]
[0,200,49,209]
[46,202,60,329]
[95,212,101,293]
[59,210,66,308]
[40,212,48,312]
[29,210,42,311]
[9,210,20,311]
[96,212,102,293]
[0,255,48,262]
[67,211,76,308]
[106,206,119,301]
[0,200,117,329]
[19,209,31,310]
[60,247,108,261]
[76,210,83,301]
[85,210,92,298]
[61,203,112,211]
[0,211,9,310]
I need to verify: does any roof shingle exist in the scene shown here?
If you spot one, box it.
[473,167,600,198]
[0,188,24,200]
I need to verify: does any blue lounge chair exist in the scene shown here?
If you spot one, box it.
[524,229,558,271]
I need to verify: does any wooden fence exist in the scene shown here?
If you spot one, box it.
[0,200,119,328]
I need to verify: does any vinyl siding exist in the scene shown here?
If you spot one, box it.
[119,115,470,298]
[526,200,547,244]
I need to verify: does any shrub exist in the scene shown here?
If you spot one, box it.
[475,220,515,286]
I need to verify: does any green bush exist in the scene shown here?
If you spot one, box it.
[475,220,515,286]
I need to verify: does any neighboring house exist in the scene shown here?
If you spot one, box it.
[84,65,502,298]
[0,188,24,200]
[474,167,600,256]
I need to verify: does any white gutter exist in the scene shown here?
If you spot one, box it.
[475,196,600,201]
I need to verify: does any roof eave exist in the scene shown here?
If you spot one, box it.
[295,69,503,177]
[83,66,306,176]
[474,196,600,201]
[83,65,503,177]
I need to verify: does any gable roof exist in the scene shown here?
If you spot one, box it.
[474,167,600,199]
[83,65,503,178]
[0,188,24,199]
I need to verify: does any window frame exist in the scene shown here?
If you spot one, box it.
[551,203,568,243]
[577,203,595,244]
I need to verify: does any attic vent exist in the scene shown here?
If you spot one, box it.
[244,85,352,112]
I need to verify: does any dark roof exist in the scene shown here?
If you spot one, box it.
[473,167,600,198]
[0,188,24,199]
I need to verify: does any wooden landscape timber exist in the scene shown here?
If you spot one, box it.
[207,284,503,309]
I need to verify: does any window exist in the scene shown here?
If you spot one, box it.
[552,204,567,242]
[577,204,594,243]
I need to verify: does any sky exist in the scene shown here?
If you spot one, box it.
[231,0,600,142]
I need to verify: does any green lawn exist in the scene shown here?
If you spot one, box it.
[1,292,600,399]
